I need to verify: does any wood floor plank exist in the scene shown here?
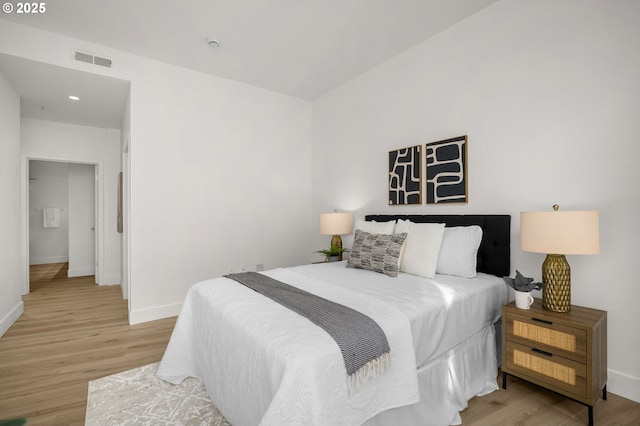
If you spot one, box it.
[461,373,640,425]
[1,264,639,424]
[0,265,176,424]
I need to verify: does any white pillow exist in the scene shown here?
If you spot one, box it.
[436,225,483,278]
[394,220,445,278]
[354,219,396,235]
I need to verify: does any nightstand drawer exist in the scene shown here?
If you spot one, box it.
[505,311,587,363]
[505,341,587,399]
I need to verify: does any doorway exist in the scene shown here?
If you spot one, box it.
[27,159,98,291]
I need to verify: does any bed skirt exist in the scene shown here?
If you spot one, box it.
[365,324,499,426]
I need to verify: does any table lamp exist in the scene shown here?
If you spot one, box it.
[520,205,599,312]
[319,211,353,261]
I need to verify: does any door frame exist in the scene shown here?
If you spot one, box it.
[21,154,104,294]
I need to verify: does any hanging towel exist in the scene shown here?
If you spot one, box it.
[43,207,61,228]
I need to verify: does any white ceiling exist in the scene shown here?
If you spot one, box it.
[0,0,498,128]
[0,53,130,128]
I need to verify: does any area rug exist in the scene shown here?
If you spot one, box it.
[85,363,230,425]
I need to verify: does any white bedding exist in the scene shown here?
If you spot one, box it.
[157,267,420,426]
[157,262,508,425]
[289,261,507,367]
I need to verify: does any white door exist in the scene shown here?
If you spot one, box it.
[67,164,96,278]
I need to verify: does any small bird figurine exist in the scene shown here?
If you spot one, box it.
[503,270,545,292]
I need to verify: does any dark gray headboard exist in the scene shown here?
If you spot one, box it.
[364,214,511,277]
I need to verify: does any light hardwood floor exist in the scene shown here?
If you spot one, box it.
[0,264,176,425]
[1,263,639,425]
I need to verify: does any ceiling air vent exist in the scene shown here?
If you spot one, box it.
[74,51,93,64]
[93,56,112,68]
[73,50,112,68]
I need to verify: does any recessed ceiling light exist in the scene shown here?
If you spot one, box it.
[68,95,80,101]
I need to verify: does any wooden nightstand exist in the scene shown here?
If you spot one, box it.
[502,299,607,426]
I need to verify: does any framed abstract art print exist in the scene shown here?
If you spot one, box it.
[425,135,467,204]
[389,145,422,205]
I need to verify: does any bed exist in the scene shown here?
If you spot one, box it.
[157,214,511,425]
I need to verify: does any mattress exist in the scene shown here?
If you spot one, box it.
[157,262,508,425]
[289,261,508,367]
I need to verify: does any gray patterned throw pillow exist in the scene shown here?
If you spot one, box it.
[346,230,407,277]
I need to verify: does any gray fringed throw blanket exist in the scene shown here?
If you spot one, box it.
[224,272,391,391]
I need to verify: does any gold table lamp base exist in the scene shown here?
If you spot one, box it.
[331,234,343,261]
[542,254,571,312]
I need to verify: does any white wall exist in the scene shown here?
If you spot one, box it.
[126,52,312,323]
[21,119,121,285]
[312,0,640,402]
[120,94,131,301]
[0,71,23,336]
[28,160,70,265]
[0,20,313,324]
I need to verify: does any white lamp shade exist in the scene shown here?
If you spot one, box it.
[520,210,599,255]
[320,212,353,235]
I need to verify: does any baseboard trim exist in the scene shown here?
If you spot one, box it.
[0,301,24,337]
[30,256,69,265]
[68,267,96,277]
[129,302,182,325]
[98,274,121,286]
[608,368,640,403]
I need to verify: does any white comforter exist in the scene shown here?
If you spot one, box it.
[288,262,508,368]
[157,267,420,426]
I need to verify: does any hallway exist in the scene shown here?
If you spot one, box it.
[0,264,176,424]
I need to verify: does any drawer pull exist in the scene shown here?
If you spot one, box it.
[532,317,553,325]
[532,348,553,357]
